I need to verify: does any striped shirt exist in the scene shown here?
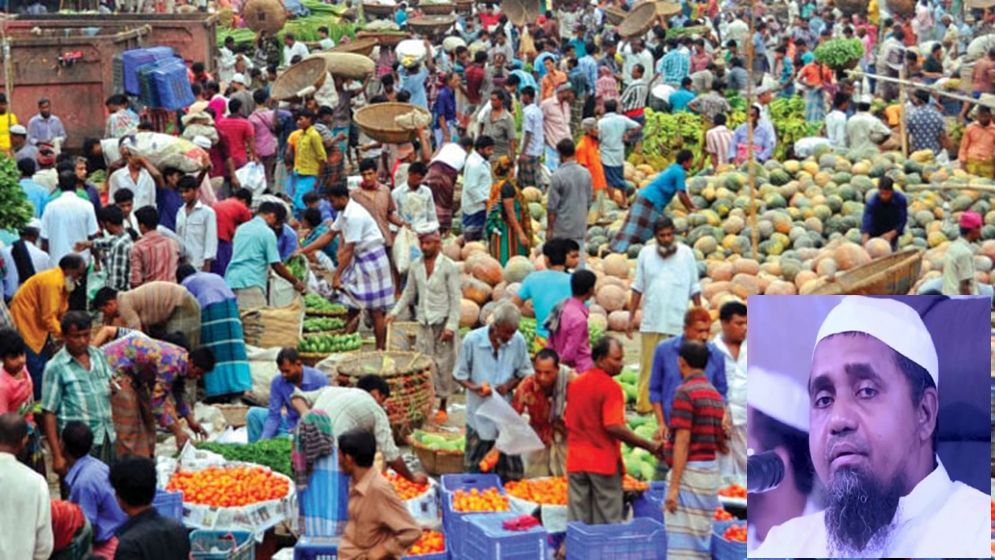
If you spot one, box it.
[41,347,116,446]
[130,231,179,287]
[620,79,649,117]
[92,231,133,292]
[666,372,725,463]
[705,126,734,165]
[658,50,690,85]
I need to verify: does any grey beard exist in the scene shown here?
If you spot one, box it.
[657,243,677,259]
[824,467,903,557]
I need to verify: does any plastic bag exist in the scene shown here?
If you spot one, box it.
[392,226,422,275]
[476,395,545,456]
[236,161,267,196]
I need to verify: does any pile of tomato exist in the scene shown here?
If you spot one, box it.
[167,466,290,508]
[407,530,445,556]
[714,507,734,521]
[622,474,649,492]
[718,484,747,499]
[451,488,510,512]
[384,471,431,501]
[722,523,747,543]
[505,477,568,505]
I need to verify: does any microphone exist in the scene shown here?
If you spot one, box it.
[747,451,785,494]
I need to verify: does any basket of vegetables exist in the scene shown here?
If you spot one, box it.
[303,316,348,335]
[618,1,656,38]
[409,428,465,475]
[363,1,395,17]
[303,293,349,317]
[813,38,865,71]
[357,29,410,46]
[330,36,379,57]
[334,351,436,443]
[298,332,363,365]
[407,14,457,35]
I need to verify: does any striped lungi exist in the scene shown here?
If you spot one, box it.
[804,88,826,123]
[111,375,156,459]
[665,460,720,560]
[610,194,660,254]
[200,299,252,398]
[295,411,350,537]
[341,245,395,311]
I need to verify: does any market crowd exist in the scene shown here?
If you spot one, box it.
[0,0,992,557]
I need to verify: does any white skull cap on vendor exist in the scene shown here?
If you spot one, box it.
[748,366,809,432]
[814,296,939,389]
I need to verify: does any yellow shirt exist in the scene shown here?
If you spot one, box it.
[884,104,903,127]
[292,126,327,177]
[10,267,67,353]
[0,112,18,152]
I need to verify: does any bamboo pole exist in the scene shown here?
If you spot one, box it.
[898,66,908,157]
[905,183,995,194]
[745,0,758,258]
[846,69,995,110]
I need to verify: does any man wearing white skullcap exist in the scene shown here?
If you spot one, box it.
[753,296,989,558]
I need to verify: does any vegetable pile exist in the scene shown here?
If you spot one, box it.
[0,156,35,232]
[303,316,347,332]
[813,38,865,70]
[714,507,734,521]
[304,294,348,315]
[722,524,748,543]
[450,488,510,512]
[384,470,431,500]
[287,255,308,282]
[299,332,362,353]
[216,0,356,47]
[407,530,446,557]
[719,484,747,499]
[167,465,291,508]
[505,477,568,505]
[411,429,465,452]
[194,439,292,477]
[622,415,659,481]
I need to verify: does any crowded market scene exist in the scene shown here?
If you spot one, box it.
[0,0,993,556]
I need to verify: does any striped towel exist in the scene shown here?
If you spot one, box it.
[665,460,720,560]
[292,410,334,488]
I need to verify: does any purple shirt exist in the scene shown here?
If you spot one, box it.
[65,455,128,544]
[547,296,594,373]
[262,366,328,439]
[278,223,297,260]
[181,271,236,308]
[249,109,278,158]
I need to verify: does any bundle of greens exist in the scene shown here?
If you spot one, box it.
[0,156,34,232]
[195,438,292,477]
[813,38,864,70]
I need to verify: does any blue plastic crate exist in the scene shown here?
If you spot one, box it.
[122,46,174,95]
[463,512,548,560]
[137,61,160,107]
[438,474,505,557]
[565,518,666,560]
[152,489,183,523]
[711,520,747,560]
[631,481,666,523]
[293,536,338,560]
[440,473,502,495]
[148,58,194,110]
[190,530,254,560]
[441,491,509,559]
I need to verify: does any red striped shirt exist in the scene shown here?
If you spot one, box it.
[665,373,726,464]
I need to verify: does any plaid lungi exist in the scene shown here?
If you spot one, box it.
[164,292,201,348]
[464,425,524,481]
[341,245,395,311]
[200,299,252,397]
[111,375,156,459]
[517,156,541,189]
[610,195,661,254]
[295,410,350,538]
[665,460,720,560]
[804,88,826,124]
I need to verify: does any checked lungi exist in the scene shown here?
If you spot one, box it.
[610,194,661,254]
[200,299,252,398]
[517,156,541,189]
[341,245,395,311]
[665,460,720,560]
[295,411,350,537]
[161,292,202,349]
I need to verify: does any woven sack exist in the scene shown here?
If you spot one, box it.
[241,298,303,349]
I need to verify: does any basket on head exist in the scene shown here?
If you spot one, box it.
[309,52,376,80]
[420,1,454,14]
[603,6,626,24]
[834,0,867,15]
[408,14,457,35]
[363,1,395,16]
[270,57,328,100]
[331,36,379,57]
[241,0,288,34]
[357,30,411,46]
[618,1,657,37]
[636,0,680,16]
[354,102,431,144]
[501,0,539,26]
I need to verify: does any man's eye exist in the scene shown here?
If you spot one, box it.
[857,387,878,399]
[813,395,832,409]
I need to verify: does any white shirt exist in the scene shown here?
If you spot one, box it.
[0,453,53,560]
[461,150,492,217]
[332,199,384,253]
[218,46,237,84]
[713,336,747,426]
[753,458,989,558]
[40,191,99,264]
[319,38,335,50]
[631,243,700,335]
[826,110,848,148]
[176,201,219,269]
[2,240,52,299]
[283,41,310,66]
[391,183,438,233]
[108,167,156,211]
[621,45,656,85]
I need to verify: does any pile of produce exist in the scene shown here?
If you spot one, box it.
[0,156,35,232]
[722,523,748,543]
[622,414,659,481]
[518,317,606,350]
[813,38,865,70]
[719,484,747,499]
[303,316,347,332]
[299,332,362,353]
[304,294,348,315]
[384,470,431,500]
[622,474,649,492]
[505,477,568,505]
[451,488,510,512]
[194,439,292,477]
[217,0,356,47]
[636,111,705,173]
[714,507,734,521]
[407,530,446,557]
[410,429,465,452]
[167,465,290,507]
[616,366,640,404]
[287,255,308,282]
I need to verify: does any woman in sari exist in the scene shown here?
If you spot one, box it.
[485,156,532,265]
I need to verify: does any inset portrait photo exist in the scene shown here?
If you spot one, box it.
[746,295,991,558]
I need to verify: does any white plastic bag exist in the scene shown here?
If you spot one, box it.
[392,226,422,275]
[236,161,267,196]
[476,395,545,456]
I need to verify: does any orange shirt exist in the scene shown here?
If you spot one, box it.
[541,70,567,100]
[9,267,67,353]
[798,62,834,88]
[959,122,995,163]
[565,368,626,476]
[575,135,607,192]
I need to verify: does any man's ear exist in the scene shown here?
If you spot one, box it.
[918,385,938,445]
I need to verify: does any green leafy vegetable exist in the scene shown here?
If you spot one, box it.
[813,39,864,70]
[195,438,293,477]
[0,155,34,232]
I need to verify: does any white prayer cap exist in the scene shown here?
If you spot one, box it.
[748,367,808,432]
[814,296,939,388]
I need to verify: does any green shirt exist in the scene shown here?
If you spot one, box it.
[224,216,281,291]
[41,346,116,445]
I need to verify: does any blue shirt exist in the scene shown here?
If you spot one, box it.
[395,9,408,26]
[578,55,598,93]
[669,89,695,112]
[433,86,457,129]
[640,163,686,211]
[454,326,533,440]
[729,121,776,162]
[181,271,236,308]
[861,191,908,245]
[20,178,48,217]
[156,187,183,232]
[319,199,337,223]
[65,455,128,544]
[262,366,329,439]
[278,223,297,260]
[658,50,690,85]
[649,335,728,423]
[517,269,572,337]
[534,52,557,78]
[400,65,429,109]
[225,216,281,291]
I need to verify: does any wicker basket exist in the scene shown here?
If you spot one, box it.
[618,1,657,38]
[331,36,379,57]
[214,404,249,428]
[603,6,626,24]
[270,57,328,101]
[408,14,457,34]
[241,0,288,34]
[501,0,539,26]
[419,1,454,14]
[305,307,349,318]
[410,437,465,475]
[635,0,680,16]
[363,1,395,16]
[354,102,431,144]
[335,351,435,443]
[455,0,472,15]
[310,52,376,79]
[809,249,923,295]
[357,30,411,46]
